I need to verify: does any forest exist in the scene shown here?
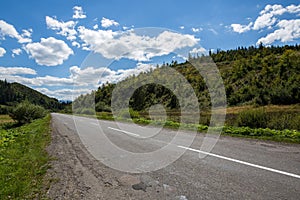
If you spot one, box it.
[0,80,64,114]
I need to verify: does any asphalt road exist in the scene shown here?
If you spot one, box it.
[48,113,300,200]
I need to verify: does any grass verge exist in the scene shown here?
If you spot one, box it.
[67,111,300,143]
[0,115,51,199]
[96,112,300,143]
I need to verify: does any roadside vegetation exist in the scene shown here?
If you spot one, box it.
[0,102,51,199]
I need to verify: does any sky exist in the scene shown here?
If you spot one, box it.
[0,0,299,100]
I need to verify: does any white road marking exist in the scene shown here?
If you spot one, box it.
[178,145,300,179]
[108,127,140,137]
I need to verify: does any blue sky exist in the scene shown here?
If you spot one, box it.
[0,0,299,100]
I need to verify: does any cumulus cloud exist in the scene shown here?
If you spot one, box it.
[101,17,119,28]
[70,65,114,86]
[78,27,199,61]
[12,48,22,57]
[257,19,300,45]
[231,4,300,45]
[24,37,74,66]
[0,19,32,43]
[0,47,6,57]
[73,6,86,19]
[46,16,77,41]
[231,22,253,33]
[179,26,185,30]
[232,4,300,33]
[0,66,36,75]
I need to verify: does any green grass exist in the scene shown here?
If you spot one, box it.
[0,115,14,125]
[0,115,51,199]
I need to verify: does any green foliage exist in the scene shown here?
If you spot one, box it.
[95,101,111,112]
[9,101,47,124]
[80,108,96,115]
[0,105,11,114]
[0,115,51,199]
[236,108,300,130]
[118,108,140,119]
[237,108,267,128]
[76,45,300,114]
[96,112,114,120]
[223,126,300,142]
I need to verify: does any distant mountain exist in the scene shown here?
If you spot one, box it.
[0,80,63,111]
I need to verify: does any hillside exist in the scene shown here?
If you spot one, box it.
[73,44,300,113]
[0,80,63,112]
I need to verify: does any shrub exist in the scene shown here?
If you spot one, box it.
[80,108,96,115]
[237,108,267,128]
[0,105,10,114]
[118,108,140,119]
[95,101,111,112]
[9,101,46,124]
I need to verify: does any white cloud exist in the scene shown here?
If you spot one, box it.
[231,22,253,33]
[70,65,114,86]
[72,41,80,48]
[253,13,277,30]
[12,48,22,57]
[0,74,73,87]
[0,20,31,43]
[46,16,77,41]
[0,66,36,75]
[73,6,86,19]
[0,19,20,39]
[257,19,300,45]
[93,24,98,30]
[70,62,157,86]
[191,27,202,33]
[78,27,199,61]
[35,87,91,101]
[21,29,32,38]
[286,4,300,14]
[231,4,300,33]
[189,47,207,55]
[0,47,6,57]
[24,37,73,66]
[179,26,185,30]
[101,17,119,28]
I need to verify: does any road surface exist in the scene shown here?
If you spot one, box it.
[47,113,300,199]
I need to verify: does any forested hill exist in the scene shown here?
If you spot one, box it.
[0,80,63,111]
[74,44,300,112]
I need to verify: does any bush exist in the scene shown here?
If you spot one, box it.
[95,101,111,112]
[9,101,47,124]
[237,108,267,128]
[80,108,96,115]
[118,108,140,119]
[0,105,11,114]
